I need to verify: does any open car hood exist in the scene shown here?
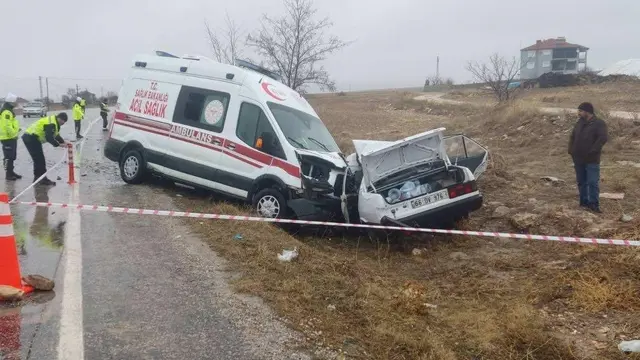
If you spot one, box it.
[353,127,447,186]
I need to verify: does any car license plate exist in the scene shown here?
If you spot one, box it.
[410,190,447,209]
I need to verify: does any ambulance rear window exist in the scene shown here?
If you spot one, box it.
[173,86,230,133]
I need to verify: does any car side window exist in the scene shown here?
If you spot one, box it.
[173,86,229,133]
[236,102,285,159]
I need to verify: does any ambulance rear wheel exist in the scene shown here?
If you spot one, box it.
[253,188,287,219]
[120,149,147,184]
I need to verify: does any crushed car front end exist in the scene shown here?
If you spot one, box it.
[285,150,355,222]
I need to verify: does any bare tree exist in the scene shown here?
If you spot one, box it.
[466,53,521,102]
[205,12,244,64]
[246,0,349,92]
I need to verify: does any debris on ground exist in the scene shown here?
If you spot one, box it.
[57,176,62,180]
[411,248,426,256]
[601,192,625,200]
[620,214,633,222]
[510,212,540,230]
[327,304,336,311]
[0,285,24,301]
[618,340,640,353]
[22,274,55,291]
[278,247,299,262]
[492,206,511,218]
[233,234,244,241]
[540,176,565,184]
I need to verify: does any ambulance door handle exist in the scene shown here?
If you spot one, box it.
[225,143,236,151]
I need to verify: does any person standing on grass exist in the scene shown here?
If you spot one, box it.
[568,102,608,213]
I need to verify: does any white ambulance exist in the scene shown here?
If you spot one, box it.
[104,51,488,227]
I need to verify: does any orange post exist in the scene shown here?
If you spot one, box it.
[67,143,75,185]
[0,193,33,296]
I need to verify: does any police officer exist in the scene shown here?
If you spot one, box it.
[21,113,67,186]
[100,98,110,131]
[73,97,84,139]
[0,93,22,180]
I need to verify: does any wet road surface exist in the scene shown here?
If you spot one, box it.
[0,109,309,359]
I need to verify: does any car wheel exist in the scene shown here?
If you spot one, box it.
[253,188,287,219]
[119,148,147,184]
[24,114,29,118]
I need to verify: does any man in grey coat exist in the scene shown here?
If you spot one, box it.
[568,102,608,213]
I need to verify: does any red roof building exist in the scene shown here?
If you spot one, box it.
[520,37,589,80]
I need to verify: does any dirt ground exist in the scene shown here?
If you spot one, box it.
[173,87,640,359]
[443,80,640,113]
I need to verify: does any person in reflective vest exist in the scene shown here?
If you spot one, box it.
[73,98,84,140]
[0,93,22,180]
[21,113,67,186]
[100,98,110,131]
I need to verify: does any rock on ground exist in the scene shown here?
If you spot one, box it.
[510,213,540,230]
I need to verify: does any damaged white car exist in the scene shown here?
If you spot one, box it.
[344,128,488,227]
[288,127,488,228]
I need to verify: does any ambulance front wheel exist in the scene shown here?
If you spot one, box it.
[119,148,147,184]
[253,188,288,219]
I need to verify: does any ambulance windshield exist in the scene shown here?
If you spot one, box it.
[267,102,340,153]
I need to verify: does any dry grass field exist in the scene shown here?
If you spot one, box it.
[172,86,640,359]
[443,80,640,113]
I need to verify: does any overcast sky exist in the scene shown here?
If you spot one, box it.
[1,0,638,100]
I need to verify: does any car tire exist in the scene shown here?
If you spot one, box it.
[119,148,147,184]
[253,188,288,219]
[24,114,29,118]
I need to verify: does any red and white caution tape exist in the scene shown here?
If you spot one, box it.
[9,151,68,204]
[13,201,640,246]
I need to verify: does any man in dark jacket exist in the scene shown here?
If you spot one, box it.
[568,102,608,213]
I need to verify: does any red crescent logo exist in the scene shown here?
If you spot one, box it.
[261,82,286,101]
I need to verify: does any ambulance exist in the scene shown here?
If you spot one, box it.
[104,51,488,228]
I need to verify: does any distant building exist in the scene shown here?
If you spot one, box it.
[520,37,588,80]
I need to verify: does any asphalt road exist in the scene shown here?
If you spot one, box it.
[0,109,310,360]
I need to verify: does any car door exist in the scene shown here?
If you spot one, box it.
[222,99,287,190]
[443,134,488,178]
[166,85,229,191]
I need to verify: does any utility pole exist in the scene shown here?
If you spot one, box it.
[38,76,44,101]
[76,84,79,96]
[45,77,49,106]
[436,56,440,82]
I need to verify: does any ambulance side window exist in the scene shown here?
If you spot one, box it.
[236,102,285,159]
[173,86,229,133]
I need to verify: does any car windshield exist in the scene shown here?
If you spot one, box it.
[27,103,41,107]
[267,101,340,153]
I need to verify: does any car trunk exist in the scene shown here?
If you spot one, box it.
[374,163,466,204]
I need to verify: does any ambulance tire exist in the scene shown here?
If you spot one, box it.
[253,188,288,219]
[119,148,147,184]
